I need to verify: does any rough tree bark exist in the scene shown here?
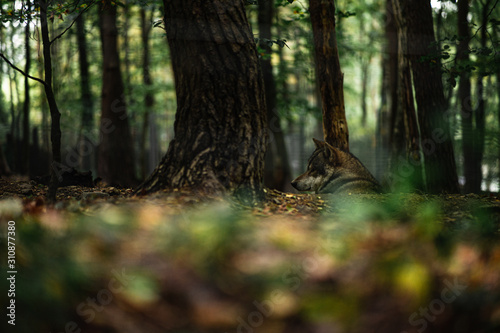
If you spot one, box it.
[309,0,349,151]
[393,0,459,193]
[136,0,268,201]
[98,2,137,187]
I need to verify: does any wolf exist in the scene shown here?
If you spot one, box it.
[291,138,381,194]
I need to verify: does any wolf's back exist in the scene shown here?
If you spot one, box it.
[320,149,381,194]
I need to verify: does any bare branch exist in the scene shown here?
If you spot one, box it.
[470,0,499,41]
[0,53,46,86]
[49,0,98,45]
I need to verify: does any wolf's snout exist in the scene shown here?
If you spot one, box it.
[292,176,310,191]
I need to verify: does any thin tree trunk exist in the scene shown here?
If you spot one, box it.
[497,20,500,193]
[400,59,423,188]
[498,68,500,192]
[259,0,291,191]
[8,70,17,161]
[309,0,349,151]
[36,35,50,154]
[472,0,490,193]
[457,0,475,193]
[8,26,20,161]
[0,26,4,119]
[76,13,94,172]
[137,0,267,201]
[381,0,402,178]
[123,0,133,107]
[148,112,159,175]
[21,1,31,175]
[260,0,276,189]
[0,32,11,176]
[0,36,11,177]
[376,56,388,180]
[98,1,137,187]
[40,0,62,201]
[360,59,369,127]
[140,8,155,180]
[359,15,370,127]
[436,4,454,107]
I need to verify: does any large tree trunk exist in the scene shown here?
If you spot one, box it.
[137,0,267,201]
[309,0,349,151]
[259,0,291,191]
[98,2,137,187]
[393,0,459,193]
[76,13,94,172]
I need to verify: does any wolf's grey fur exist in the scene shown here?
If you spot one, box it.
[291,139,381,194]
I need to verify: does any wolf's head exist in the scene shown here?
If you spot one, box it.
[291,138,343,193]
[291,138,381,194]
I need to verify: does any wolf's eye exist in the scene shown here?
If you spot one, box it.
[311,160,325,175]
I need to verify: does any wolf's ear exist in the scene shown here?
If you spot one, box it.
[312,138,325,148]
[323,142,341,165]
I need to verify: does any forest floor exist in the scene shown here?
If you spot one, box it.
[1,175,499,221]
[1,175,500,333]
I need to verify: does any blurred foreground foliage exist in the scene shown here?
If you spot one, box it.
[0,193,499,333]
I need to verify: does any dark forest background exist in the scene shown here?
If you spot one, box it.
[1,2,500,333]
[1,0,498,194]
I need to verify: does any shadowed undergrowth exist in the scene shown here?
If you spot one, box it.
[0,190,499,333]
